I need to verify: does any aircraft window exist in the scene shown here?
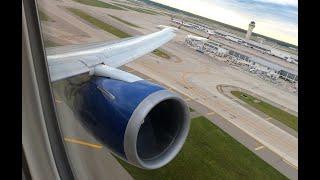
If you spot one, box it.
[33,0,191,177]
[29,0,298,179]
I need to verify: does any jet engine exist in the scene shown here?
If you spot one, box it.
[73,74,190,169]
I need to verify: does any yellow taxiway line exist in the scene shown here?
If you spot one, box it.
[64,137,103,149]
[206,112,216,116]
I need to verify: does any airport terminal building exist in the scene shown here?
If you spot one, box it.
[227,50,298,82]
[185,35,298,82]
[213,30,298,63]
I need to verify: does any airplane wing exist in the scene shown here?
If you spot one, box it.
[46,27,176,82]
[41,27,190,170]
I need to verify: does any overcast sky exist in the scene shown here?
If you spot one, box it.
[151,0,298,45]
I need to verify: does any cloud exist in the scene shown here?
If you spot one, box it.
[151,0,297,45]
[252,0,297,7]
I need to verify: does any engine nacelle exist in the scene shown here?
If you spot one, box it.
[73,77,190,169]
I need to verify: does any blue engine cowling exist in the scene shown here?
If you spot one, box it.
[73,77,190,169]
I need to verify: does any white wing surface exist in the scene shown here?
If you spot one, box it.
[46,28,176,82]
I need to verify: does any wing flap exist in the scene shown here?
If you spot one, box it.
[49,59,90,82]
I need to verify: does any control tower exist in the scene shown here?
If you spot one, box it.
[245,21,255,40]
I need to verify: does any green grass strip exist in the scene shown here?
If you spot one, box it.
[231,91,298,131]
[112,3,159,15]
[39,10,52,22]
[152,49,170,59]
[108,14,141,28]
[72,0,125,10]
[44,39,59,47]
[68,8,131,38]
[67,8,170,58]
[116,116,287,179]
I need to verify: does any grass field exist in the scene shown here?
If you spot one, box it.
[72,0,124,10]
[108,14,141,28]
[112,3,159,15]
[39,10,52,22]
[67,8,131,38]
[67,8,170,59]
[152,49,170,59]
[116,116,287,180]
[43,39,59,48]
[231,91,298,131]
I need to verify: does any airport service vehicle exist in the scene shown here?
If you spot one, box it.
[196,46,205,53]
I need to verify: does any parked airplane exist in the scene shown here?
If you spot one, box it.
[157,25,178,32]
[46,27,190,170]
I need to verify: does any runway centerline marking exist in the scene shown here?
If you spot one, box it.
[254,146,264,151]
[64,137,103,149]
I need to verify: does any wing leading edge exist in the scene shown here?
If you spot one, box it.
[46,27,176,82]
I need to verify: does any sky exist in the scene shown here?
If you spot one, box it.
[151,0,298,46]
